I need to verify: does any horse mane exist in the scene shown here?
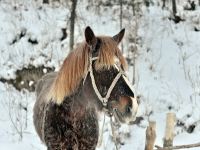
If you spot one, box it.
[49,36,127,104]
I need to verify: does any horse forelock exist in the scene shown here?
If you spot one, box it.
[95,36,127,71]
[49,36,127,104]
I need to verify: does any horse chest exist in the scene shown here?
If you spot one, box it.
[43,100,99,150]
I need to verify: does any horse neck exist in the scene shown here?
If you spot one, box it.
[60,74,102,113]
[82,74,103,111]
[59,76,97,112]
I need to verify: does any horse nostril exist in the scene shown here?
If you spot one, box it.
[126,106,132,114]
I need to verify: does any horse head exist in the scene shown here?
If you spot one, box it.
[84,26,139,124]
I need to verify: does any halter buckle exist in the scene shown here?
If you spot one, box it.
[102,98,108,106]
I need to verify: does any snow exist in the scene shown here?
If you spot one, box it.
[0,82,45,150]
[1,0,200,149]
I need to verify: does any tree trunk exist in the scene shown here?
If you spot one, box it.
[145,121,156,150]
[43,0,49,4]
[131,1,139,85]
[69,0,78,51]
[172,0,177,17]
[144,0,150,7]
[119,0,124,53]
[120,0,122,30]
[162,0,166,9]
[163,113,176,150]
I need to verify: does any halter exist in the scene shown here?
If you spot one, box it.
[85,55,136,150]
[85,56,123,149]
[83,55,126,110]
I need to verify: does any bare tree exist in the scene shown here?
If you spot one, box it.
[162,0,166,9]
[119,0,124,53]
[171,0,184,23]
[120,0,123,30]
[69,0,78,51]
[130,0,141,84]
[43,0,49,4]
[172,0,177,17]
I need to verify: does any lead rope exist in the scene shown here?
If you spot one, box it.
[97,113,106,147]
[110,116,119,150]
[98,114,119,150]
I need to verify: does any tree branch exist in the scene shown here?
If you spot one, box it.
[155,142,200,150]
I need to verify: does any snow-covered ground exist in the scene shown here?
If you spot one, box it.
[1,0,200,149]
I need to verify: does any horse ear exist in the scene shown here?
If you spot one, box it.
[113,28,125,44]
[85,26,97,48]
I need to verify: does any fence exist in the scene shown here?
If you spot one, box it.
[145,113,200,150]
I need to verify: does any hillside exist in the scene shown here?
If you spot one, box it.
[0,0,200,149]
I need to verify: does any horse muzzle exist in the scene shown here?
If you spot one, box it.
[109,96,139,124]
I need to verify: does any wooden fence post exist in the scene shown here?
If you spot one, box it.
[145,121,156,150]
[163,113,176,150]
[155,113,200,150]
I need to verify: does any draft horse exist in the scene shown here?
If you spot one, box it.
[33,26,139,150]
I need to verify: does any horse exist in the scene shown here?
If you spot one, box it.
[33,26,139,150]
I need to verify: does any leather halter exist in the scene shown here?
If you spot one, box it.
[83,55,126,111]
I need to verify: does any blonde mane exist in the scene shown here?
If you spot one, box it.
[49,36,127,104]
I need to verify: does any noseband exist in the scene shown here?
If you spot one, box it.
[83,55,126,114]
